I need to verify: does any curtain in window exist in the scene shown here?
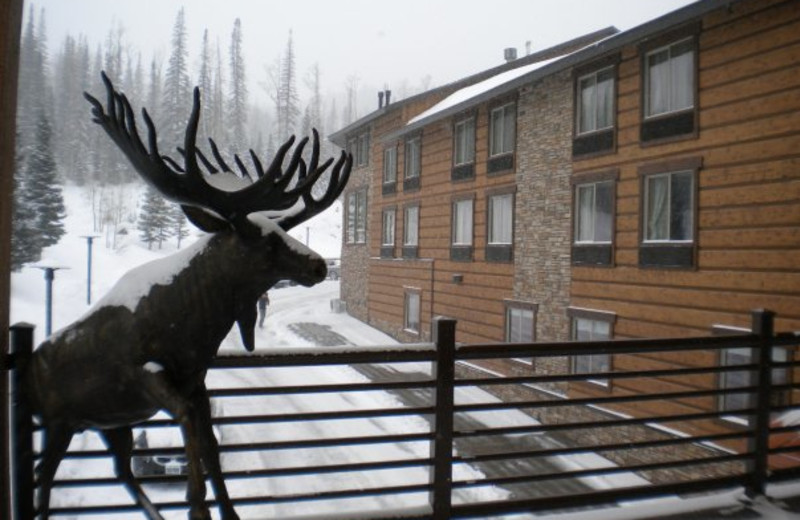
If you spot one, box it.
[595,182,613,242]
[382,210,395,245]
[453,200,472,245]
[507,308,533,343]
[596,69,614,130]
[455,119,474,165]
[490,194,513,244]
[346,193,356,243]
[670,40,694,111]
[405,293,420,332]
[355,192,366,243]
[647,49,669,116]
[503,106,515,153]
[579,76,595,133]
[490,109,503,155]
[646,175,669,240]
[576,185,595,242]
[383,148,396,183]
[404,207,419,246]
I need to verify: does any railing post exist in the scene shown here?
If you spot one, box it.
[10,323,35,520]
[746,309,774,498]
[430,317,456,519]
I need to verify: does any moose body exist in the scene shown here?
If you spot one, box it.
[21,73,350,520]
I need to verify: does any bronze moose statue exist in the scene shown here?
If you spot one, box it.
[20,72,351,519]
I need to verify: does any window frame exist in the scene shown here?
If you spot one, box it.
[572,55,619,158]
[450,195,474,261]
[345,188,367,245]
[404,134,422,191]
[380,206,396,257]
[638,24,700,143]
[638,156,702,269]
[404,288,421,335]
[403,203,420,258]
[571,169,618,266]
[576,66,615,136]
[487,99,516,174]
[356,131,370,167]
[568,307,616,388]
[383,146,397,194]
[486,186,515,263]
[452,113,476,181]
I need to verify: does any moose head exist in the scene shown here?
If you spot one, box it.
[21,72,351,520]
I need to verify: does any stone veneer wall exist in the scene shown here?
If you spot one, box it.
[514,70,573,388]
[514,70,573,343]
[340,162,372,323]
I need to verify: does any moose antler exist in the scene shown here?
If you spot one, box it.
[84,71,352,236]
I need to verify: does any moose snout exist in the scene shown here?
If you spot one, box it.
[310,258,328,283]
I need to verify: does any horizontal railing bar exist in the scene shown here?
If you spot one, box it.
[212,346,436,368]
[455,430,750,464]
[453,452,749,489]
[208,379,436,397]
[456,363,757,387]
[460,334,758,359]
[51,457,435,489]
[455,408,751,437]
[226,482,433,507]
[453,385,760,413]
[450,475,745,518]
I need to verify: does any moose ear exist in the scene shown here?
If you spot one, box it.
[181,205,230,233]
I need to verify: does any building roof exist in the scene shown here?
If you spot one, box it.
[327,26,618,147]
[330,0,733,146]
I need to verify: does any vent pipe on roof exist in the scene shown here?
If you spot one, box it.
[385,90,391,106]
[525,41,532,56]
[378,91,385,109]
[504,47,517,62]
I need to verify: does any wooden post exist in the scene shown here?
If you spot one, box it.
[1,2,24,518]
[10,323,35,520]
[430,317,456,519]
[746,309,775,498]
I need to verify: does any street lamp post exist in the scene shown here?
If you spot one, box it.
[34,266,67,337]
[81,235,100,305]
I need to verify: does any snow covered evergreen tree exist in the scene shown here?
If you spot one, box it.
[162,7,191,152]
[23,113,66,250]
[10,147,40,271]
[138,186,173,250]
[228,18,248,151]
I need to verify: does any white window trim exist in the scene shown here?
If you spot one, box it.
[404,289,421,334]
[576,66,615,136]
[574,181,613,245]
[454,117,475,166]
[488,192,514,245]
[382,208,395,247]
[452,199,473,246]
[644,37,695,119]
[404,205,419,247]
[383,147,397,184]
[489,102,515,157]
[642,170,694,244]
[405,137,421,179]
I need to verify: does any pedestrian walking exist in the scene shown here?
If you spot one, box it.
[257,292,270,328]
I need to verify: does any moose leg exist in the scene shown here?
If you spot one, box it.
[36,424,73,520]
[189,385,239,520]
[100,426,165,520]
[141,374,211,520]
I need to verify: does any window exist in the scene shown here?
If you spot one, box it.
[381,208,395,257]
[403,204,419,258]
[719,347,789,423]
[645,38,694,118]
[356,132,370,167]
[639,157,700,268]
[575,181,613,244]
[488,193,513,245]
[569,308,615,386]
[383,147,397,193]
[577,67,614,135]
[452,116,476,181]
[345,189,367,244]
[404,290,421,334]
[489,103,515,156]
[643,170,693,242]
[452,199,473,246]
[404,136,421,191]
[451,198,473,261]
[640,30,698,142]
[486,191,514,262]
[506,303,536,343]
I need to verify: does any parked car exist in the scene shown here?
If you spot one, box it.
[326,258,340,280]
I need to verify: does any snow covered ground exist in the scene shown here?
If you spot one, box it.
[10,185,800,519]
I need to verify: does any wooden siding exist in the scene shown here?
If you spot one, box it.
[572,0,800,337]
[568,0,800,435]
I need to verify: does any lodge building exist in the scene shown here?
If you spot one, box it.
[329,0,800,434]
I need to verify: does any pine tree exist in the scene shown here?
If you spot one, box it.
[138,186,173,250]
[267,30,300,143]
[162,7,191,151]
[24,113,66,250]
[11,147,40,271]
[198,29,214,139]
[172,207,190,249]
[228,18,248,151]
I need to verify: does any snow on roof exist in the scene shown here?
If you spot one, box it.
[407,56,561,126]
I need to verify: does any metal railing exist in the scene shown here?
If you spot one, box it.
[7,309,800,519]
